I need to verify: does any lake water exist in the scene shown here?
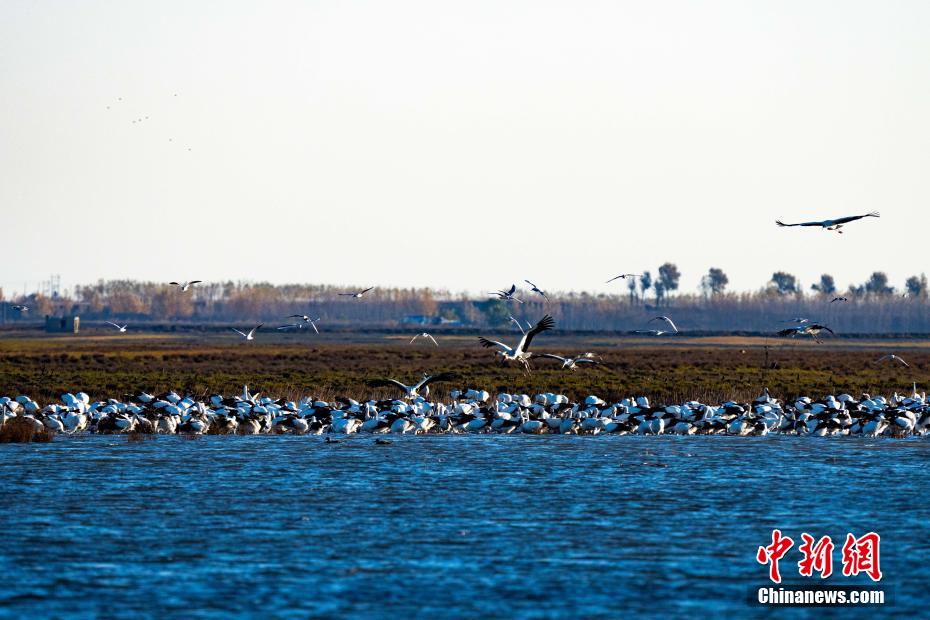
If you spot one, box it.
[0,435,925,619]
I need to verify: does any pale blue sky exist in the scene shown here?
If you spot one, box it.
[2,0,928,297]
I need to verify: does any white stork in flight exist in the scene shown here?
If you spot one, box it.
[169,280,202,291]
[479,314,555,370]
[339,287,374,299]
[490,284,523,303]
[777,323,835,343]
[232,323,263,341]
[874,354,909,368]
[410,332,439,346]
[775,211,879,233]
[535,352,601,371]
[367,372,458,399]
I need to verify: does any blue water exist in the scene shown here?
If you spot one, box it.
[0,435,925,619]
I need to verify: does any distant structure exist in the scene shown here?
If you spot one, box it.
[45,315,80,334]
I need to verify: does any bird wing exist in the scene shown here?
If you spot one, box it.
[478,338,513,353]
[189,280,202,285]
[818,326,835,335]
[897,356,910,367]
[287,314,305,319]
[605,275,622,283]
[338,292,354,296]
[777,328,798,337]
[248,324,263,337]
[507,284,516,295]
[776,219,824,227]
[426,334,438,346]
[650,316,678,332]
[310,321,319,334]
[169,282,180,286]
[574,358,600,365]
[277,324,300,330]
[105,321,121,329]
[232,328,248,338]
[524,279,537,289]
[517,314,555,354]
[832,212,879,225]
[415,371,458,391]
[367,379,410,394]
[409,334,420,344]
[536,353,568,363]
[361,287,374,295]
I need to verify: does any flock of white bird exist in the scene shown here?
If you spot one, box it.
[2,383,928,438]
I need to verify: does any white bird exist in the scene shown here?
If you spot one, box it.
[524,280,550,302]
[649,316,679,333]
[367,372,458,399]
[874,354,910,368]
[479,314,555,370]
[775,211,879,233]
[410,332,439,346]
[105,321,128,333]
[338,287,374,299]
[231,324,263,341]
[490,284,523,303]
[169,280,202,292]
[535,353,601,371]
[284,315,321,333]
[606,273,641,284]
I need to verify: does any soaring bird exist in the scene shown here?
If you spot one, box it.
[169,280,202,291]
[830,297,848,304]
[775,211,879,233]
[777,324,835,343]
[232,324,263,341]
[410,332,439,346]
[367,372,458,399]
[490,284,523,303]
[287,315,321,333]
[105,321,128,333]
[339,287,374,299]
[649,316,679,333]
[479,314,555,370]
[606,273,641,284]
[874,354,910,368]
[524,280,550,302]
[535,352,601,371]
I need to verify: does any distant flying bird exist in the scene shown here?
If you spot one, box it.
[874,354,910,368]
[105,321,128,333]
[287,315,321,333]
[367,372,458,399]
[410,332,439,346]
[830,297,848,304]
[490,284,523,303]
[775,211,879,233]
[535,352,601,371]
[10,305,28,311]
[777,324,835,343]
[479,314,555,370]
[169,280,202,292]
[649,316,679,333]
[231,324,263,341]
[524,280,550,302]
[338,287,374,299]
[606,273,641,284]
[784,317,810,324]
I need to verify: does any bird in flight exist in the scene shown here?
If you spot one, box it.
[10,305,28,312]
[777,323,835,343]
[650,316,679,332]
[169,280,202,292]
[105,321,128,333]
[874,354,910,368]
[784,317,810,324]
[231,324,263,341]
[339,287,374,299]
[775,211,879,233]
[830,297,848,304]
[410,332,439,346]
[367,372,458,399]
[287,315,321,333]
[479,314,555,370]
[490,284,523,303]
[524,280,550,303]
[535,352,601,371]
[606,273,641,284]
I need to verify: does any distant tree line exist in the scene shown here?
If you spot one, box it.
[1,266,929,333]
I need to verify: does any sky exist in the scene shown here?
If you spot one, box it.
[2,0,929,298]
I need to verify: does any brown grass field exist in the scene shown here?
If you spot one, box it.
[1,329,928,404]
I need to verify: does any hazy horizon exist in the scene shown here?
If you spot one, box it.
[3,1,928,297]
